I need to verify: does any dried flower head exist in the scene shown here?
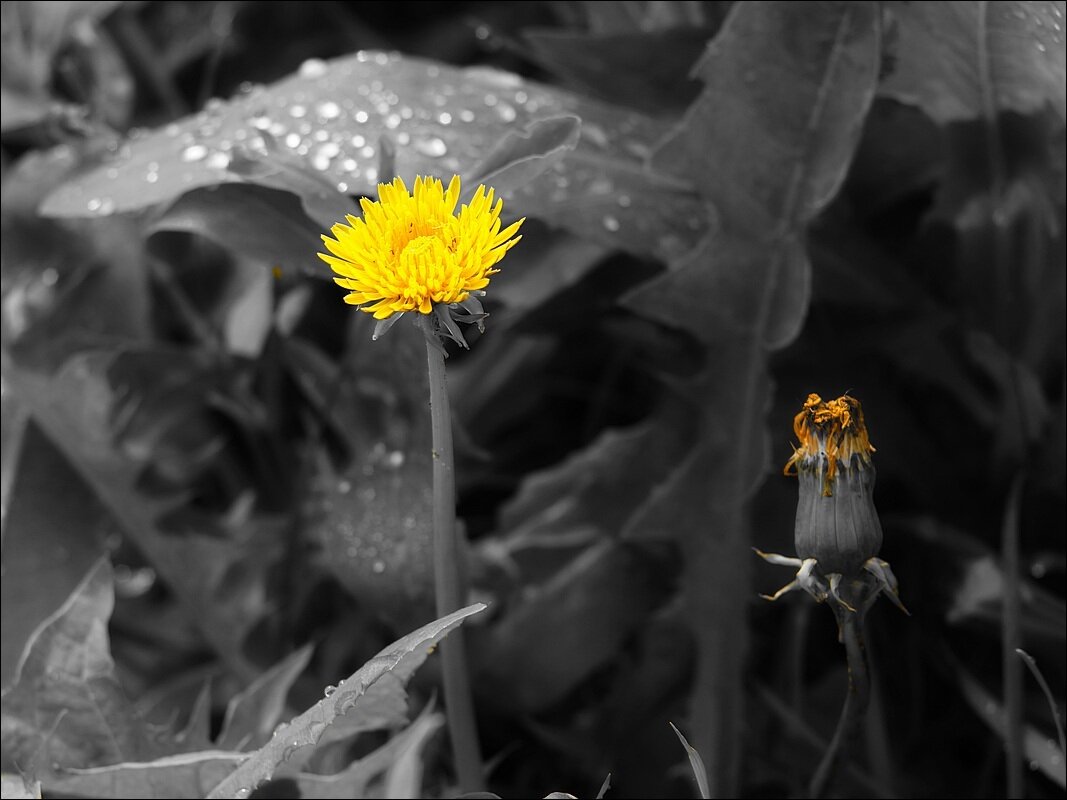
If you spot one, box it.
[757,393,906,615]
[319,175,523,344]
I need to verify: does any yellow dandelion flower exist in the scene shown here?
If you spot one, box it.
[319,175,523,341]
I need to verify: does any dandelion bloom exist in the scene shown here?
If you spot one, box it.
[319,175,523,339]
[757,393,905,614]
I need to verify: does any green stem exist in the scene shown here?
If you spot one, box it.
[809,609,870,799]
[1001,474,1025,799]
[421,315,484,792]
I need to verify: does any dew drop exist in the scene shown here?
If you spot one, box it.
[361,145,376,159]
[397,131,411,145]
[384,113,402,129]
[337,181,349,193]
[438,111,453,125]
[284,132,302,149]
[299,58,329,78]
[316,101,341,120]
[618,194,632,208]
[289,104,307,118]
[354,110,370,124]
[235,788,251,799]
[495,102,517,122]
[602,215,621,232]
[415,137,448,157]
[341,158,358,172]
[324,684,337,697]
[459,108,475,123]
[337,480,351,494]
[372,559,386,574]
[181,144,208,162]
[206,151,231,170]
[87,197,115,215]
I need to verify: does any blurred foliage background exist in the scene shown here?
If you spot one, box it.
[1,1,1064,798]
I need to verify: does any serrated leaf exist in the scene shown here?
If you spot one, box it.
[479,541,667,712]
[381,708,444,799]
[38,51,708,261]
[4,351,279,680]
[1,558,156,771]
[205,603,486,799]
[522,26,706,113]
[216,645,314,751]
[618,4,883,795]
[45,751,245,799]
[465,115,580,199]
[881,1,1067,124]
[291,704,440,799]
[0,422,109,689]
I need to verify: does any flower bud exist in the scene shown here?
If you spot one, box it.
[785,393,882,575]
[757,393,906,614]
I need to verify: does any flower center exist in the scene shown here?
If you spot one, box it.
[398,235,454,299]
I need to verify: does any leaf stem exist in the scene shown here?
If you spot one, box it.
[420,315,484,792]
[809,608,870,799]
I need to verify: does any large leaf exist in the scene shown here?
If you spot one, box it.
[0,422,109,689]
[3,351,281,680]
[205,603,486,799]
[1,558,156,771]
[216,645,315,751]
[620,3,882,794]
[880,1,1067,124]
[478,540,670,712]
[38,51,708,261]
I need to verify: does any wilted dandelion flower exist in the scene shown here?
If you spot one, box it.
[757,393,906,615]
[319,175,523,344]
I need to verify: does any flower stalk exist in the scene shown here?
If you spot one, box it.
[322,175,521,793]
[422,314,484,792]
[757,393,906,798]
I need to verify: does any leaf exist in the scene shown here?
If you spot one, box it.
[148,184,326,279]
[618,3,883,795]
[957,662,1067,788]
[880,1,1067,124]
[1,558,156,771]
[205,603,486,799]
[465,115,581,199]
[223,142,360,230]
[669,723,711,800]
[381,709,444,799]
[479,541,669,712]
[38,51,708,262]
[290,704,436,799]
[497,419,691,544]
[521,26,706,113]
[0,422,108,689]
[4,351,279,680]
[216,645,314,751]
[0,773,40,799]
[45,752,245,799]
